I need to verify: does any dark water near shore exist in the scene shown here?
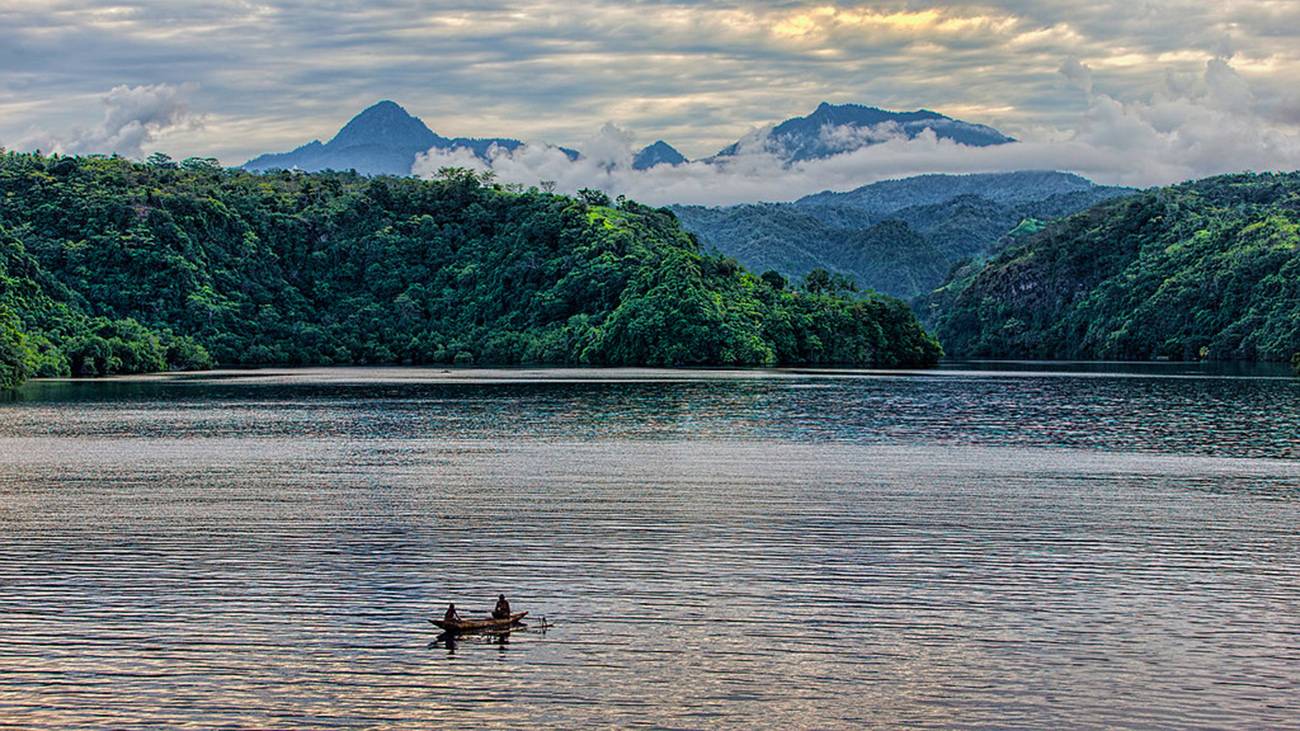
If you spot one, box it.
[0,364,1297,728]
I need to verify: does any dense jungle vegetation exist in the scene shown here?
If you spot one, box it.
[929,172,1300,366]
[0,152,941,390]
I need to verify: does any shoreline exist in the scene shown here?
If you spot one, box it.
[15,359,1297,386]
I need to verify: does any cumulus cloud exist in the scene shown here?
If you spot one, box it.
[15,83,200,159]
[413,57,1300,205]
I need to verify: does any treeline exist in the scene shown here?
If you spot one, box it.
[0,152,941,389]
[928,172,1300,365]
[0,224,211,390]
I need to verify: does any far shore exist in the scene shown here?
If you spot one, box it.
[18,359,1298,387]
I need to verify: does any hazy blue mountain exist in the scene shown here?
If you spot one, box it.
[324,100,439,150]
[243,100,533,176]
[713,102,1014,162]
[834,220,951,298]
[672,171,1134,298]
[798,170,1102,211]
[243,100,1013,176]
[633,141,688,170]
[673,204,838,277]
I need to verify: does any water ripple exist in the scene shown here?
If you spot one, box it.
[0,369,1297,728]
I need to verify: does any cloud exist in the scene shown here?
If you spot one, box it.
[412,57,1300,205]
[3,0,1300,168]
[1059,57,1093,95]
[14,82,199,159]
[815,121,910,154]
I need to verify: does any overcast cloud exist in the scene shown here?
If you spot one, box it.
[413,55,1300,204]
[2,0,1299,200]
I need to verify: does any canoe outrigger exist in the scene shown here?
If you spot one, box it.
[430,611,528,633]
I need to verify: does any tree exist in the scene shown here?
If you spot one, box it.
[803,268,832,294]
[578,188,612,207]
[165,334,214,370]
[760,270,787,291]
[146,152,178,169]
[0,307,31,391]
[434,167,482,186]
[180,157,222,172]
[830,272,858,293]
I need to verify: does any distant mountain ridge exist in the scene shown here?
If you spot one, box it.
[238,104,1111,303]
[672,171,1134,298]
[632,141,688,170]
[244,101,559,176]
[243,100,1015,175]
[797,171,1099,210]
[713,102,1014,163]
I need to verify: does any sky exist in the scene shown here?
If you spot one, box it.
[3,0,1300,203]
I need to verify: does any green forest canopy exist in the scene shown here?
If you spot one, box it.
[0,152,941,390]
[929,172,1300,366]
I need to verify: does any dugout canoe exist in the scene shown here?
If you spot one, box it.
[430,611,528,633]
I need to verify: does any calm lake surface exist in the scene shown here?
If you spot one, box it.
[0,363,1297,729]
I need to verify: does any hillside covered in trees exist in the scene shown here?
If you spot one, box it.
[672,172,1131,298]
[928,172,1300,365]
[0,152,941,390]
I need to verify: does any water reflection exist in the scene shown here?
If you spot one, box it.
[2,364,1298,458]
[431,621,552,656]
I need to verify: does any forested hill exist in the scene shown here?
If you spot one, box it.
[672,172,1131,298]
[0,152,941,390]
[928,172,1300,364]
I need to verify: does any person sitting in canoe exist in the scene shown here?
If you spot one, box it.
[492,594,511,619]
[444,603,462,623]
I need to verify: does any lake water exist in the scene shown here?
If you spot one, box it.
[0,364,1297,729]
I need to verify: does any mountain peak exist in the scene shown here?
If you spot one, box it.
[715,102,1013,161]
[809,101,910,117]
[244,101,532,176]
[788,102,948,131]
[633,140,688,170]
[328,100,440,150]
[349,100,414,122]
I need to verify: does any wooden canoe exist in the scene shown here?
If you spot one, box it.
[430,611,528,633]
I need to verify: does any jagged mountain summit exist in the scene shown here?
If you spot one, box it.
[325,99,438,150]
[632,140,688,170]
[243,99,1014,177]
[242,100,530,176]
[714,102,1014,162]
